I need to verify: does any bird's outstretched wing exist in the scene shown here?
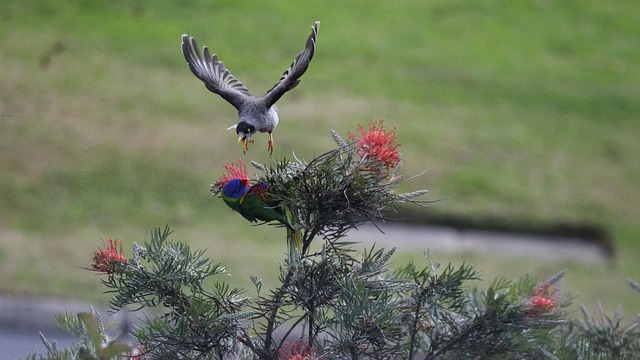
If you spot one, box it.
[181,34,252,110]
[263,21,319,108]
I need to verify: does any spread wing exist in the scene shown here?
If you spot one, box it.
[181,34,252,110]
[262,21,319,108]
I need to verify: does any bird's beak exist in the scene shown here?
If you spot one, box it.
[238,135,250,152]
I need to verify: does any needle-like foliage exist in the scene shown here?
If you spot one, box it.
[26,123,640,359]
[218,125,429,255]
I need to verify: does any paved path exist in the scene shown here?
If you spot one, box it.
[347,223,608,262]
[0,296,131,359]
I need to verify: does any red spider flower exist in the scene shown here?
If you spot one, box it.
[530,282,559,313]
[279,339,322,360]
[90,238,127,274]
[214,159,250,189]
[349,119,401,170]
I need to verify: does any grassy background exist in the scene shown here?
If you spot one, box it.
[1,1,639,314]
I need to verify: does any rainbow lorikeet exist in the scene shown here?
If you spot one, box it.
[221,178,302,263]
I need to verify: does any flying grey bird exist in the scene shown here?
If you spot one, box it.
[181,21,319,154]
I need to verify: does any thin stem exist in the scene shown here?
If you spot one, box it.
[277,315,307,350]
[262,268,295,359]
[423,322,479,360]
[408,301,421,359]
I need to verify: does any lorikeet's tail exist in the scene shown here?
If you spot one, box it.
[282,207,302,265]
[286,227,303,265]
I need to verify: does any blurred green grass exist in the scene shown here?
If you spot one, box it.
[1,1,639,314]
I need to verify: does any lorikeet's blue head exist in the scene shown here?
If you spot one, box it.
[222,178,250,199]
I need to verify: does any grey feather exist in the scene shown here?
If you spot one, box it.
[263,21,319,108]
[181,21,320,153]
[181,35,252,110]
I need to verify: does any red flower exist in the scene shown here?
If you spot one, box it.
[90,238,126,274]
[129,343,147,359]
[530,282,558,313]
[214,159,250,189]
[348,120,401,170]
[279,339,321,360]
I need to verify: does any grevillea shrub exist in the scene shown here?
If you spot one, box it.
[26,123,640,360]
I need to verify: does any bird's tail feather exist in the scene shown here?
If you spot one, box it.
[287,228,303,266]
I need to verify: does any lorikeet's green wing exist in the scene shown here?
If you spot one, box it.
[238,182,288,225]
[240,182,302,264]
[220,178,302,264]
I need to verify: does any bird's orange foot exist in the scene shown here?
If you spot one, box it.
[239,136,254,153]
[267,133,274,155]
[267,139,274,155]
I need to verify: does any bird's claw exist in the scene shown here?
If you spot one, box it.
[267,139,274,155]
[239,136,253,153]
[268,133,274,155]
